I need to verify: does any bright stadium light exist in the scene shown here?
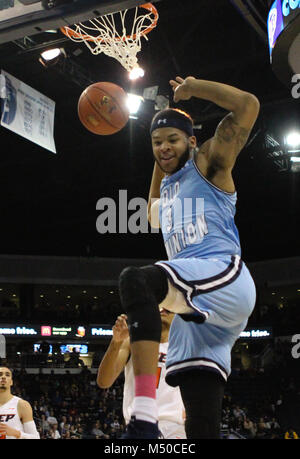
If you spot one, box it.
[39,48,66,67]
[290,157,300,163]
[126,93,144,118]
[286,131,300,148]
[41,48,62,61]
[129,66,145,80]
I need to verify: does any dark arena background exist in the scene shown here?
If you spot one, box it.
[0,0,299,444]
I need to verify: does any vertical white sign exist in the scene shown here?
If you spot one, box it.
[0,334,6,358]
[0,70,56,153]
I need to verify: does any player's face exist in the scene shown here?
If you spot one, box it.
[0,368,13,391]
[152,128,197,175]
[160,308,175,330]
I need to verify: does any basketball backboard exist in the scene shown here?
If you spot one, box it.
[0,0,159,44]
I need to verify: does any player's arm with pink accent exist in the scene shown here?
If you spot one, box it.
[97,314,131,389]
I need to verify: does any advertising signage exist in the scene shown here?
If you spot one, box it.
[0,324,88,339]
[282,0,300,25]
[268,0,300,87]
[239,327,273,339]
[0,324,272,340]
[41,325,87,338]
[0,324,113,339]
[268,0,300,58]
[0,325,39,336]
[89,326,113,337]
[268,0,285,57]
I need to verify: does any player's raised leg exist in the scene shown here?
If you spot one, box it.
[118,265,168,439]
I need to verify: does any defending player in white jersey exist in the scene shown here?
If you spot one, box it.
[97,310,186,439]
[0,366,40,439]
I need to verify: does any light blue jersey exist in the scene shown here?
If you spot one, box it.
[159,156,241,260]
[155,155,256,385]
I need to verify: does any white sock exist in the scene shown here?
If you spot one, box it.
[132,396,158,424]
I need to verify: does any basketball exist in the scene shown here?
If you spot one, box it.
[78,82,130,135]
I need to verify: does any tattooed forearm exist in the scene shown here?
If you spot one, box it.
[215,113,250,150]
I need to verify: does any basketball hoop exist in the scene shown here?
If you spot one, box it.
[60,3,158,73]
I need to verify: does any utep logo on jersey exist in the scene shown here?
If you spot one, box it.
[0,76,17,125]
[158,352,167,364]
[0,414,15,422]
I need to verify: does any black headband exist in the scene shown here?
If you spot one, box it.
[150,110,194,137]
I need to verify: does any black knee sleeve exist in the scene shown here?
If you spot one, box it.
[118,266,167,343]
[179,370,225,439]
[140,264,168,304]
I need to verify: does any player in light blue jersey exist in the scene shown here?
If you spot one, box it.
[119,76,260,439]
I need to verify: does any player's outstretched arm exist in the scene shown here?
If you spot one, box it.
[97,314,130,389]
[170,76,260,170]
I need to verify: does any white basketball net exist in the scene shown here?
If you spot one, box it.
[61,4,158,73]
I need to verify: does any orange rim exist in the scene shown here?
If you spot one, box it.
[60,3,158,43]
